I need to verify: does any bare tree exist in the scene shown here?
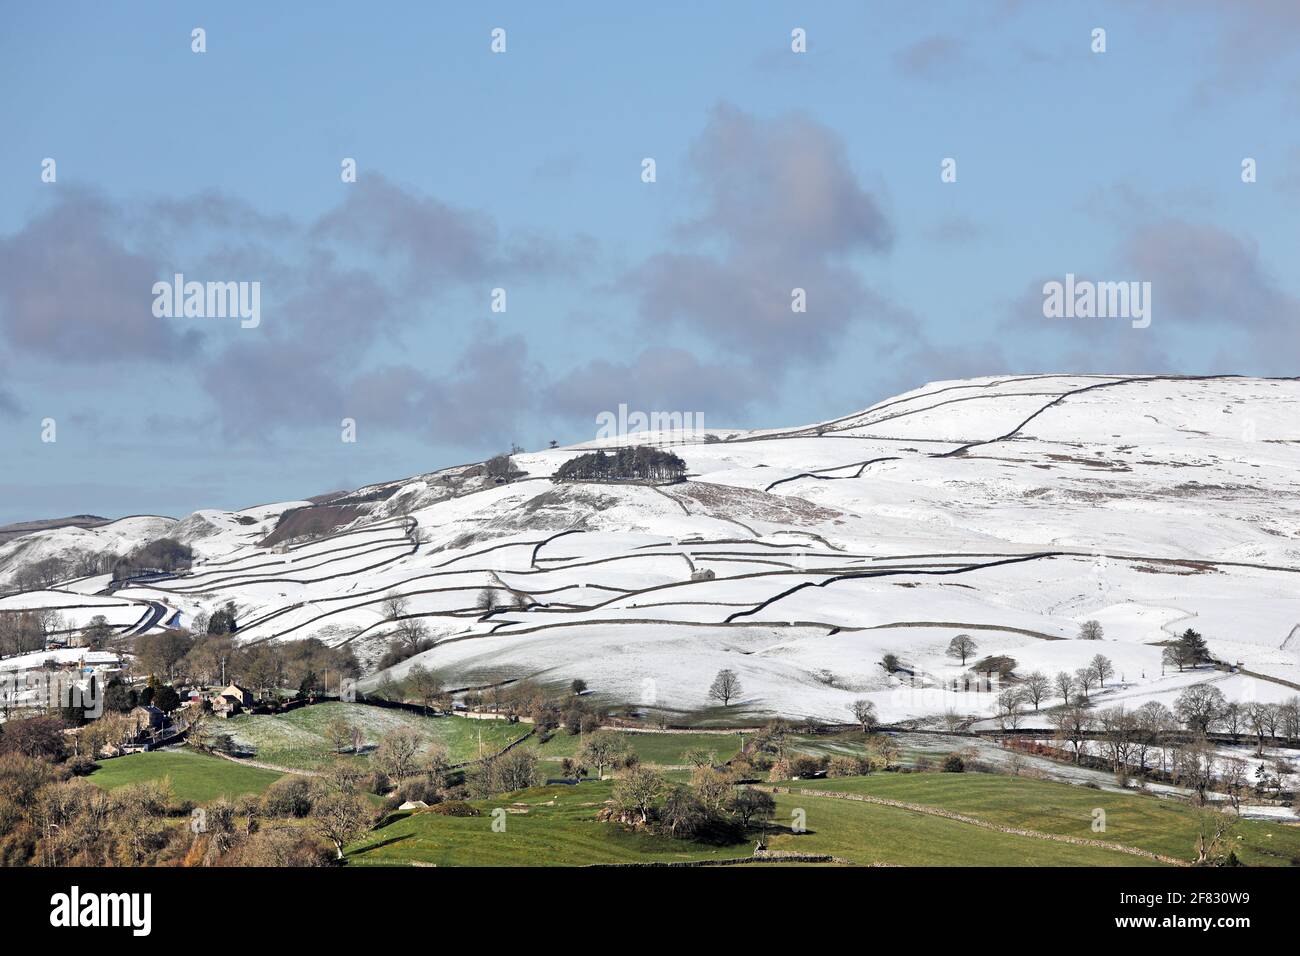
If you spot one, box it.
[380,591,408,622]
[708,669,741,707]
[872,735,901,770]
[1246,702,1274,755]
[577,731,631,779]
[324,716,352,754]
[1079,619,1104,641]
[374,729,422,783]
[1022,671,1051,711]
[849,699,877,733]
[1193,806,1236,864]
[310,792,374,860]
[681,747,716,769]
[1049,707,1094,763]
[1270,755,1294,797]
[406,664,441,715]
[1174,684,1227,735]
[1098,706,1136,771]
[1220,702,1244,743]
[611,766,665,824]
[1089,654,1115,688]
[997,688,1027,730]
[1221,757,1248,813]
[1132,701,1174,774]
[1175,736,1218,804]
[393,619,428,656]
[946,634,976,666]
[424,743,451,788]
[1259,702,1282,742]
[1280,697,1300,742]
[1074,666,1098,701]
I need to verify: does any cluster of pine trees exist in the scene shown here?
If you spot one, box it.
[552,446,687,483]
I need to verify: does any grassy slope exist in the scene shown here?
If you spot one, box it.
[347,782,741,867]
[345,778,1166,867]
[87,750,284,803]
[763,791,1160,867]
[219,704,530,770]
[783,773,1300,867]
[529,730,743,765]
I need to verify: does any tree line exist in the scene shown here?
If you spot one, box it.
[552,446,687,483]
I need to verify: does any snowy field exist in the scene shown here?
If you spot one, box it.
[7,374,1299,726]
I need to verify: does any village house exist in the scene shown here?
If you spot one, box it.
[210,683,254,718]
[128,704,167,737]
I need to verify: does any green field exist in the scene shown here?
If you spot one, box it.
[85,728,1299,868]
[88,750,284,803]
[762,790,1160,866]
[530,730,743,767]
[218,703,531,771]
[345,774,1186,867]
[347,781,744,867]
[780,773,1300,867]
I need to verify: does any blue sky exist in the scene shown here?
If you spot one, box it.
[1,1,1297,523]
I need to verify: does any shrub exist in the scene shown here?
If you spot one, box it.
[970,655,1018,679]
[427,800,479,817]
[941,754,966,773]
[260,776,314,818]
[827,755,874,778]
[66,755,98,777]
[563,708,583,735]
[788,754,828,778]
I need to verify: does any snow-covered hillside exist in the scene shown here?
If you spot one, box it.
[0,515,175,591]
[6,374,1300,726]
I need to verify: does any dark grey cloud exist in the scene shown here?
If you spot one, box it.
[0,190,204,362]
[183,175,588,445]
[1000,215,1298,374]
[0,176,596,453]
[675,104,892,261]
[1121,219,1299,372]
[138,192,297,243]
[344,325,543,447]
[625,253,885,368]
[1120,220,1299,331]
[623,103,906,376]
[311,173,584,297]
